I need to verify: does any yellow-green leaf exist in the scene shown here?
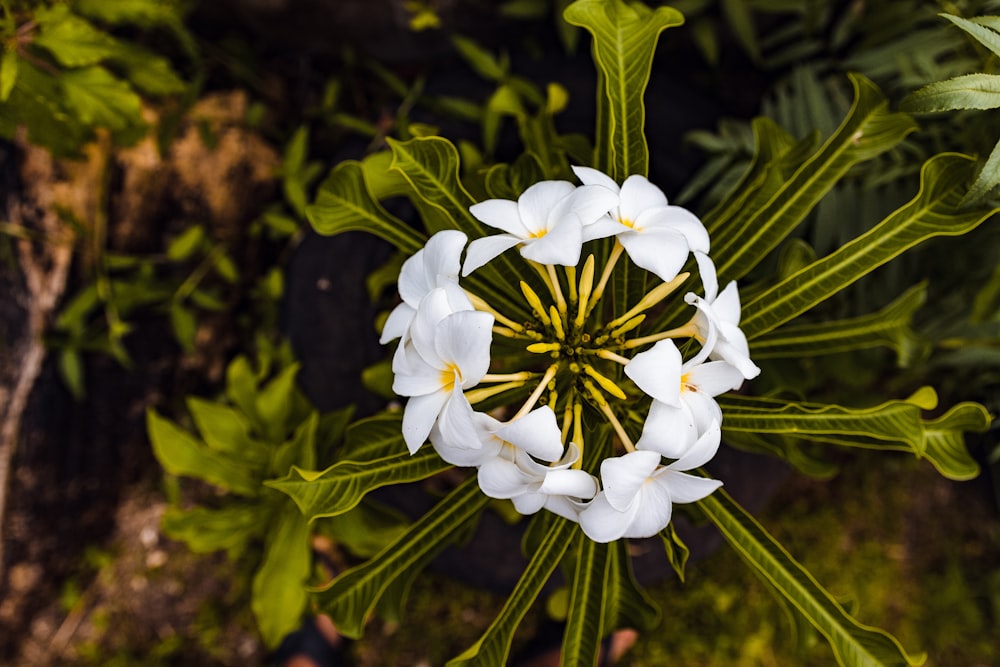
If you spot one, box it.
[698,488,925,667]
[564,0,684,180]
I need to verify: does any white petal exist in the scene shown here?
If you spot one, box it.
[421,230,467,286]
[711,336,760,380]
[511,493,547,515]
[462,234,521,276]
[572,165,620,192]
[478,457,534,499]
[392,362,445,397]
[520,214,583,266]
[714,282,743,324]
[618,175,667,222]
[397,247,431,307]
[469,199,527,236]
[582,215,630,242]
[518,180,575,234]
[694,251,718,303]
[435,310,494,387]
[635,400,698,458]
[409,288,455,364]
[625,339,682,406]
[579,492,634,543]
[494,406,564,462]
[569,184,620,225]
[539,469,599,499]
[685,360,744,397]
[543,494,589,522]
[600,450,660,511]
[657,470,722,504]
[641,206,709,252]
[619,226,689,283]
[669,422,721,470]
[379,302,415,344]
[435,387,480,449]
[623,482,674,538]
[402,390,449,454]
[683,391,724,437]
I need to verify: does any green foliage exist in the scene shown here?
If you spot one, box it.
[282,1,999,664]
[147,349,406,648]
[0,1,191,155]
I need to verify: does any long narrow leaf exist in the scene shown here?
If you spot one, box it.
[698,488,925,667]
[742,153,998,339]
[711,74,917,283]
[306,161,425,255]
[313,477,488,638]
[564,0,684,180]
[562,534,609,667]
[944,13,1000,58]
[901,73,1000,112]
[449,516,576,666]
[720,388,989,480]
[750,283,926,365]
[265,447,452,520]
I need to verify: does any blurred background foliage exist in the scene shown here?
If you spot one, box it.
[0,0,998,665]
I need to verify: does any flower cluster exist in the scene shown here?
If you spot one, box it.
[381,167,759,542]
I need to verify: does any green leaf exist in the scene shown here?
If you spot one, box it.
[658,522,690,582]
[711,74,917,284]
[161,503,264,553]
[313,477,488,639]
[964,136,1000,205]
[146,408,259,496]
[562,534,609,667]
[58,348,86,400]
[386,136,481,234]
[306,161,425,255]
[901,73,1000,112]
[166,224,206,261]
[108,42,186,96]
[168,301,196,353]
[271,412,319,477]
[750,283,927,366]
[252,503,312,648]
[449,517,576,666]
[339,411,406,460]
[320,499,410,559]
[254,363,301,444]
[74,0,182,27]
[266,447,451,520]
[225,355,263,434]
[698,488,925,667]
[722,0,760,62]
[452,35,506,81]
[59,66,144,133]
[719,388,989,480]
[943,13,1000,58]
[0,51,18,102]
[34,6,120,66]
[564,0,684,180]
[741,154,999,339]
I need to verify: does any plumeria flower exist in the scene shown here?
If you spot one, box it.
[462,180,618,275]
[478,442,599,516]
[380,230,469,344]
[430,405,563,468]
[392,287,494,453]
[625,339,744,458]
[578,423,724,542]
[685,281,761,380]
[572,166,710,284]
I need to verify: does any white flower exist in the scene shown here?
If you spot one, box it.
[392,287,494,453]
[578,423,724,542]
[572,166,710,284]
[686,281,760,380]
[478,441,599,516]
[462,180,618,275]
[380,230,468,344]
[430,405,563,468]
[625,339,744,457]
